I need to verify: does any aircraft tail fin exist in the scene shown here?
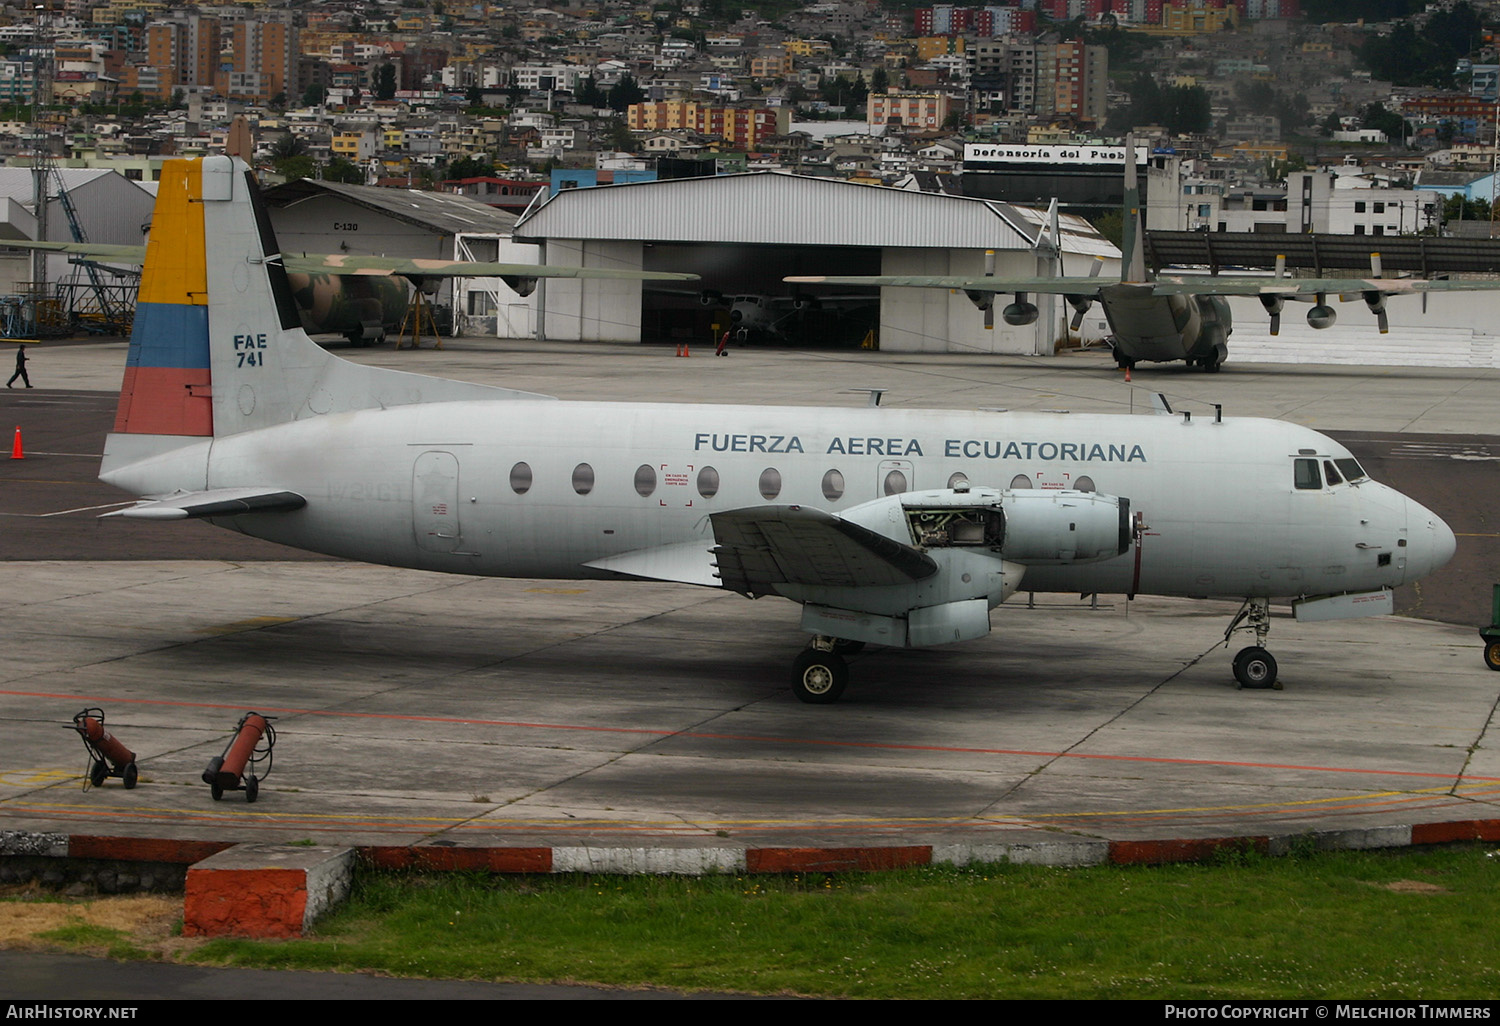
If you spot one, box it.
[103,157,550,475]
[1120,134,1147,284]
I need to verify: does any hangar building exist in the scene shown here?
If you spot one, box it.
[512,172,1118,354]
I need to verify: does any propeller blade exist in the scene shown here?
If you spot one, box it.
[1370,252,1383,278]
[1275,254,1285,279]
[1269,312,1281,336]
[1377,309,1389,333]
[1071,308,1086,331]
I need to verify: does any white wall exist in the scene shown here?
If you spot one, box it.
[877,248,1121,355]
[536,239,645,342]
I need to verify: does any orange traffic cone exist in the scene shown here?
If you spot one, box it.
[10,425,22,460]
[1124,366,1132,383]
[681,342,690,357]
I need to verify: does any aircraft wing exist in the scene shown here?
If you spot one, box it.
[3,240,147,261]
[787,273,1115,295]
[709,505,937,598]
[103,488,306,520]
[1,241,699,283]
[283,254,699,282]
[789,272,1500,298]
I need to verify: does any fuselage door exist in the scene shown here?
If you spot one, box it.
[414,450,461,552]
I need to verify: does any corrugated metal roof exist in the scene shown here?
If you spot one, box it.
[1146,230,1500,275]
[514,171,1111,255]
[0,167,143,206]
[262,179,517,236]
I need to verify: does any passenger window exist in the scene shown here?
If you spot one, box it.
[1010,474,1032,490]
[1294,458,1321,490]
[822,469,845,501]
[883,469,907,495]
[634,464,657,497]
[697,465,719,498]
[572,463,595,495]
[1323,460,1343,486]
[759,467,781,500]
[509,462,532,495]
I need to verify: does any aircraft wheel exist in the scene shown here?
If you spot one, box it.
[122,762,138,790]
[1114,352,1134,369]
[1233,646,1279,689]
[89,760,108,788]
[831,639,865,655]
[245,775,259,804]
[210,781,223,801]
[1484,640,1500,671]
[792,649,848,704]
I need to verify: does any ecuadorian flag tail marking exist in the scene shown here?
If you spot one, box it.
[113,159,212,437]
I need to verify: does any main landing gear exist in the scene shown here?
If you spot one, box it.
[1225,597,1281,690]
[790,637,865,703]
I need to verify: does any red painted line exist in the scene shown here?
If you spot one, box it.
[7,688,1498,785]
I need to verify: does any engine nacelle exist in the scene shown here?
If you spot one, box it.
[994,490,1131,564]
[1002,301,1039,326]
[965,289,996,312]
[842,487,1130,567]
[499,275,538,298]
[698,290,723,306]
[1307,304,1337,330]
[792,487,1130,649]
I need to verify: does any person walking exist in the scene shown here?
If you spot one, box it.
[7,344,30,388]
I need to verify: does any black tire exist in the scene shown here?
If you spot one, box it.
[122,762,138,790]
[1233,646,1278,689]
[245,776,259,803]
[89,760,108,788]
[210,781,223,801]
[1485,640,1500,671]
[791,649,848,704]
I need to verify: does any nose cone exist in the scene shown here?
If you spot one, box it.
[1406,498,1456,581]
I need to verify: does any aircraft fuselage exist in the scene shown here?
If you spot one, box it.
[103,401,1450,606]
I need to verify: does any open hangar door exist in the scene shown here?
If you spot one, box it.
[641,242,880,348]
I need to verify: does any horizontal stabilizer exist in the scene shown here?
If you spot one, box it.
[710,505,937,597]
[104,488,306,521]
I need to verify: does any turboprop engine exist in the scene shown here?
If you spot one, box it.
[787,486,1132,650]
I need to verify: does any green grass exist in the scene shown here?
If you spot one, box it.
[180,844,1500,998]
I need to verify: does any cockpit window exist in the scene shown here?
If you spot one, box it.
[1294,458,1322,490]
[1335,458,1368,483]
[1323,460,1343,486]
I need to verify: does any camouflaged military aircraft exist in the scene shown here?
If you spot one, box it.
[91,155,1456,703]
[787,135,1500,372]
[11,241,698,345]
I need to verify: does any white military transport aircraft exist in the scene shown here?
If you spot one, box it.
[99,155,1456,702]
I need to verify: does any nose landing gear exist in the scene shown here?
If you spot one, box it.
[1225,597,1282,690]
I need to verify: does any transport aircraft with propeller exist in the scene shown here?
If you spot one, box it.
[787,136,1500,372]
[94,155,1456,701]
[10,239,698,345]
